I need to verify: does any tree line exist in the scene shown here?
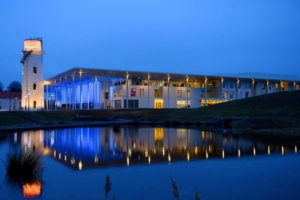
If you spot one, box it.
[0,81,22,92]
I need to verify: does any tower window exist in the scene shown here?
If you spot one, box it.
[33,83,37,90]
[33,66,37,74]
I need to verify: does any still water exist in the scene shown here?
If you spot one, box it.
[0,127,299,199]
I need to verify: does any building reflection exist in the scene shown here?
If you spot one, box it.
[33,127,296,169]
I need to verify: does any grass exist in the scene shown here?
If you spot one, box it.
[0,90,299,127]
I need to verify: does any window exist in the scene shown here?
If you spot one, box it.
[140,89,144,97]
[33,101,37,108]
[262,83,265,89]
[187,90,190,98]
[229,81,234,89]
[268,83,272,90]
[222,91,227,98]
[119,90,123,96]
[222,81,227,88]
[238,82,242,89]
[177,90,182,97]
[296,84,300,90]
[33,66,37,74]
[114,90,117,97]
[230,91,234,98]
[131,88,136,96]
[105,92,108,99]
[154,89,162,97]
[176,100,190,109]
[33,83,37,90]
[275,83,279,90]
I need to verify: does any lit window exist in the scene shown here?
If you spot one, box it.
[33,66,37,74]
[230,91,234,98]
[33,83,37,90]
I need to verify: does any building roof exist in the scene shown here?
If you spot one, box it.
[0,92,21,99]
[44,67,300,85]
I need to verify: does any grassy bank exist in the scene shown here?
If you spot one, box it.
[0,90,299,134]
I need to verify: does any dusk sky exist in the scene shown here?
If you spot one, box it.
[1,0,300,88]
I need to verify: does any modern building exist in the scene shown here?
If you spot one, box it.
[43,68,300,110]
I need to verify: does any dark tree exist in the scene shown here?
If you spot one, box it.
[194,189,201,200]
[7,81,21,92]
[0,81,3,92]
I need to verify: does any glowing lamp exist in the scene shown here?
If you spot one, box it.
[23,182,42,198]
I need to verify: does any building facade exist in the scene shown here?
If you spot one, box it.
[43,68,300,110]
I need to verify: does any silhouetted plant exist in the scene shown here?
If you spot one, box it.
[171,176,179,200]
[104,174,112,200]
[3,150,43,194]
[194,189,201,200]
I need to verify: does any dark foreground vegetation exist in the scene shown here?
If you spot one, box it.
[0,90,299,137]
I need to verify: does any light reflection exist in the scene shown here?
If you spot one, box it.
[162,148,165,156]
[95,154,98,164]
[145,149,148,157]
[295,146,297,153]
[168,153,171,162]
[195,146,198,154]
[205,150,208,159]
[253,147,256,156]
[64,154,67,162]
[238,148,241,157]
[282,146,284,155]
[187,152,190,161]
[71,157,75,165]
[128,148,131,157]
[14,132,17,144]
[209,145,212,153]
[148,156,151,164]
[78,161,82,170]
[222,149,225,158]
[268,145,270,155]
[126,156,130,166]
[54,150,56,158]
[59,153,61,160]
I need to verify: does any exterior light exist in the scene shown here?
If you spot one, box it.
[168,153,171,162]
[187,152,190,161]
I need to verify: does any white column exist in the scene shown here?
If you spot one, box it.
[126,73,129,108]
[252,79,255,97]
[72,74,75,110]
[54,80,57,110]
[148,74,150,108]
[46,84,49,110]
[87,78,90,109]
[94,75,98,109]
[79,70,83,110]
[220,78,223,99]
[204,77,207,106]
[236,79,239,100]
[167,75,170,108]
[104,75,106,109]
[65,76,68,110]
[186,76,189,108]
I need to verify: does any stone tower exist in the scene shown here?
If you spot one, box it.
[21,38,44,111]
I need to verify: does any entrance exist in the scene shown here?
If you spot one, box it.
[154,99,163,109]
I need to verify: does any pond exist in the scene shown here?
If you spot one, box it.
[0,127,299,199]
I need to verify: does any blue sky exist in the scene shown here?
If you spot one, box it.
[0,0,300,88]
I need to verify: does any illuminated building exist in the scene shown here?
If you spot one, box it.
[44,68,300,109]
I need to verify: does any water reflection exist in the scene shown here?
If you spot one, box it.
[4,130,43,198]
[8,127,299,170]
